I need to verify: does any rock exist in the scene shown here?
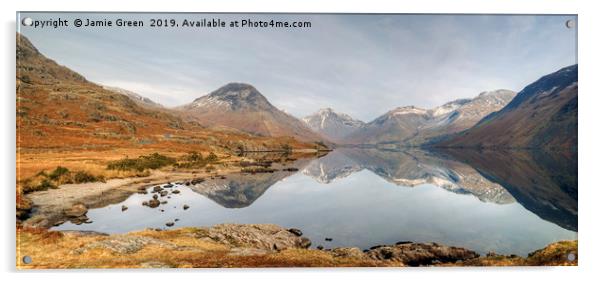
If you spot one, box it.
[153,186,162,192]
[152,194,158,200]
[325,237,333,241]
[166,222,175,227]
[183,204,190,210]
[174,218,179,222]
[121,205,128,212]
[142,201,149,206]
[396,241,413,245]
[204,224,314,251]
[172,190,180,194]
[298,237,312,249]
[332,247,364,259]
[64,203,88,217]
[160,191,168,197]
[317,245,324,250]
[72,235,178,255]
[190,178,204,185]
[148,199,160,208]
[288,228,303,237]
[365,242,479,266]
[161,201,167,204]
[164,183,174,188]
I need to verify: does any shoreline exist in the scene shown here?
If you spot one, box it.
[22,167,242,229]
[16,223,577,268]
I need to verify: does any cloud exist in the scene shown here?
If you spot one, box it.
[20,13,576,121]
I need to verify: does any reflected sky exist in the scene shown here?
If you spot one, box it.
[53,149,577,256]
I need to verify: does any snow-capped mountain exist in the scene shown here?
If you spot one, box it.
[177,83,323,143]
[438,65,577,150]
[346,90,516,145]
[302,108,365,142]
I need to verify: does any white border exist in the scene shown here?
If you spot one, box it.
[2,1,600,280]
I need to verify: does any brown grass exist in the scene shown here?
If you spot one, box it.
[17,227,576,269]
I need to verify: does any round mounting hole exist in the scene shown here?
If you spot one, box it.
[22,255,32,264]
[565,19,575,29]
[567,252,576,261]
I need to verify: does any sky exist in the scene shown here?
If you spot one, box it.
[18,13,577,121]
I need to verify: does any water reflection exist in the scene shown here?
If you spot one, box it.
[52,148,577,255]
[434,149,577,231]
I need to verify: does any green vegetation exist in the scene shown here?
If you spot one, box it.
[22,166,105,193]
[174,151,219,169]
[107,153,176,171]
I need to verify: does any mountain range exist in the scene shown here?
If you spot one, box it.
[435,65,578,150]
[17,33,577,151]
[16,34,315,153]
[176,83,324,143]
[341,90,516,146]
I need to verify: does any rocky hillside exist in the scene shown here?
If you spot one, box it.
[435,65,577,150]
[177,83,324,144]
[302,108,365,143]
[16,34,317,154]
[346,90,515,146]
[102,85,163,108]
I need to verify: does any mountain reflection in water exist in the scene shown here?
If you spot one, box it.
[53,148,577,255]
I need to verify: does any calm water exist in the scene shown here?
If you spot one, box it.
[53,148,577,256]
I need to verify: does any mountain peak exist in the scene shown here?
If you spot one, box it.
[190,82,273,111]
[302,108,365,142]
[389,106,428,116]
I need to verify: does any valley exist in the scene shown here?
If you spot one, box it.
[16,31,578,268]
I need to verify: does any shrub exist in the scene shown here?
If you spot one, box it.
[48,166,70,181]
[107,153,176,171]
[206,152,218,163]
[73,171,105,184]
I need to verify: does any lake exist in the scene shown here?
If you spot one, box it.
[52,148,577,256]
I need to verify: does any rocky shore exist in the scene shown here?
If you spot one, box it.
[17,223,577,268]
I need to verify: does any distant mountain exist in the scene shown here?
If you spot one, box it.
[102,85,163,108]
[302,108,365,142]
[436,65,577,150]
[346,90,515,145]
[177,83,324,143]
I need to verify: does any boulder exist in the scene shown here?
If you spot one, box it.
[288,228,303,237]
[205,224,314,251]
[332,247,365,259]
[183,204,190,210]
[148,199,160,208]
[365,242,479,266]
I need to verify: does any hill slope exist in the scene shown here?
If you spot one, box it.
[177,83,324,144]
[346,90,515,145]
[436,65,577,150]
[16,34,313,154]
[302,108,365,142]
